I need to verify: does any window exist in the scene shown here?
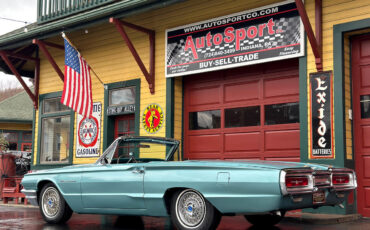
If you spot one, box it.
[225,106,260,128]
[189,110,221,130]
[360,95,370,119]
[115,115,135,158]
[22,132,32,142]
[39,96,73,164]
[1,131,18,150]
[265,102,299,125]
[109,87,136,106]
[43,98,69,114]
[22,143,32,152]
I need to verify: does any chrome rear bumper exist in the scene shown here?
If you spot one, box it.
[21,189,38,206]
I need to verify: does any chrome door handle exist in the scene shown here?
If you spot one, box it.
[132,168,144,174]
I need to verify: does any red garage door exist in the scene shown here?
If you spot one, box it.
[184,59,300,161]
[352,34,370,217]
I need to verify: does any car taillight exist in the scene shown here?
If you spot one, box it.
[286,177,309,187]
[332,174,350,185]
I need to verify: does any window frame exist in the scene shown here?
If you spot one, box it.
[37,92,75,166]
[103,79,141,151]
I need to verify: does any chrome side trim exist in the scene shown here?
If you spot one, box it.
[21,189,38,206]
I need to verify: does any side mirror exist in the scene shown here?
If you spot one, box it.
[103,157,109,165]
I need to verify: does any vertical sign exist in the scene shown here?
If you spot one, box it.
[309,71,334,159]
[76,102,102,158]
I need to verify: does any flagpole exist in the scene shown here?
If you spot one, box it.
[61,32,106,88]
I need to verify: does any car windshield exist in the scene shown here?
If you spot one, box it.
[96,137,179,164]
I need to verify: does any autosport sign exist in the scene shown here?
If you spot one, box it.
[165,0,304,77]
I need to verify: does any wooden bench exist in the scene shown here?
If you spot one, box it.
[2,176,28,205]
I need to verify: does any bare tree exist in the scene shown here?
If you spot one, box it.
[0,79,25,101]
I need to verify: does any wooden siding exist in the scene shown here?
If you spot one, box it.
[305,0,370,157]
[174,77,183,161]
[0,123,32,131]
[344,35,352,160]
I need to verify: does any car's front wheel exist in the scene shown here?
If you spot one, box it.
[244,211,285,226]
[39,183,73,224]
[170,189,221,230]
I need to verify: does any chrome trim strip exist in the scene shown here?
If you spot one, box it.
[280,168,357,196]
[21,189,38,206]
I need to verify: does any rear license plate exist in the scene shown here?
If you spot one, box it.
[313,190,326,204]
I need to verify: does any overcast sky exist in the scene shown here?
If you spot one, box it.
[0,0,37,87]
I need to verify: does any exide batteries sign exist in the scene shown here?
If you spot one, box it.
[165,0,304,77]
[309,71,334,159]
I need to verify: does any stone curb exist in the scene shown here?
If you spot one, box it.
[284,213,362,225]
[0,203,38,209]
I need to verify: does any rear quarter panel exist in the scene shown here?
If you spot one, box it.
[144,163,282,214]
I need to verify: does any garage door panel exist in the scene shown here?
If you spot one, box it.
[188,86,220,106]
[264,157,300,162]
[224,157,260,161]
[265,130,300,151]
[360,39,370,58]
[224,80,260,103]
[360,65,370,88]
[362,126,370,148]
[364,157,370,179]
[188,134,221,153]
[224,132,261,152]
[264,76,299,98]
[224,152,264,158]
[184,60,299,162]
[185,154,221,160]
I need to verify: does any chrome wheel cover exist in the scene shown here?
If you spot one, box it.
[41,187,60,218]
[175,189,206,229]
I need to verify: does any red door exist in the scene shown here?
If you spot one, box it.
[114,115,135,157]
[352,34,370,217]
[184,59,300,161]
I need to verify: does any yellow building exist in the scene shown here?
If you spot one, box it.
[0,0,370,216]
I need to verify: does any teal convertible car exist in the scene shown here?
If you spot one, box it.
[21,136,357,229]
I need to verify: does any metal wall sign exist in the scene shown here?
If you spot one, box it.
[142,103,164,134]
[309,71,334,159]
[165,0,304,78]
[107,104,135,116]
[76,102,102,158]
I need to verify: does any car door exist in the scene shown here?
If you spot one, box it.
[80,163,145,209]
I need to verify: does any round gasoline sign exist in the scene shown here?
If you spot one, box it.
[142,103,164,134]
[78,116,99,147]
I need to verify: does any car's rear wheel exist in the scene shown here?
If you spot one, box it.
[244,211,285,226]
[39,183,73,224]
[170,189,221,230]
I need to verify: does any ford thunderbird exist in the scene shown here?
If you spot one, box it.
[21,136,357,229]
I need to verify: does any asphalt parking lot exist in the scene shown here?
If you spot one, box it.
[0,205,370,230]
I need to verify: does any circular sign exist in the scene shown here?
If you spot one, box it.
[142,103,164,134]
[78,116,99,147]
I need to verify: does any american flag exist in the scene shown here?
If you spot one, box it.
[61,38,92,118]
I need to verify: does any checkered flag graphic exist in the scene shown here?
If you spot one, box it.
[167,39,196,66]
